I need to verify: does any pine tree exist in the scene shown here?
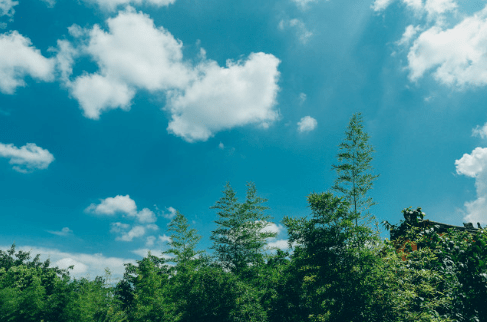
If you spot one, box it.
[166,211,204,270]
[210,182,277,275]
[332,113,379,226]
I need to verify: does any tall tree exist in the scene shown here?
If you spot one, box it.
[165,211,205,271]
[332,112,379,225]
[210,182,277,275]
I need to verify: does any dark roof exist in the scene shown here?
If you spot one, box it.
[390,209,481,240]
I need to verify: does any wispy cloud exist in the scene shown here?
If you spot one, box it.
[279,19,313,44]
[47,227,73,236]
[0,245,135,279]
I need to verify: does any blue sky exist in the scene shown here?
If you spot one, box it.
[2,0,487,278]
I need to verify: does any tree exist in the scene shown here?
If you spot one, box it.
[210,182,277,276]
[332,113,378,226]
[165,211,205,271]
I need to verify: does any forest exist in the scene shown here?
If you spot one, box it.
[1,114,486,322]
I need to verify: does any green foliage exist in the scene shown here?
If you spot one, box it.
[332,113,379,225]
[210,182,277,276]
[165,211,205,271]
[281,192,382,322]
[3,115,487,322]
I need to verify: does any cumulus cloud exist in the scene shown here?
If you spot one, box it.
[88,196,158,241]
[375,0,487,89]
[407,8,487,87]
[455,147,487,223]
[86,195,137,216]
[48,227,73,236]
[86,0,175,12]
[70,74,135,119]
[68,7,192,119]
[64,8,280,141]
[278,19,313,44]
[117,225,146,241]
[297,116,317,133]
[86,195,156,223]
[0,0,18,17]
[167,52,280,142]
[0,142,54,173]
[136,208,157,223]
[0,245,135,279]
[0,31,55,94]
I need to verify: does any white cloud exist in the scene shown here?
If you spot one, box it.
[218,142,225,150]
[86,195,137,216]
[278,19,313,44]
[146,236,156,247]
[0,31,55,94]
[163,206,177,219]
[70,74,135,120]
[41,0,56,8]
[292,0,319,10]
[424,0,457,18]
[0,142,54,173]
[261,222,284,235]
[166,52,280,142]
[131,248,171,258]
[116,225,146,241]
[473,123,487,139]
[86,0,175,12]
[137,208,157,223]
[64,8,280,141]
[54,258,87,274]
[54,40,78,82]
[403,0,423,13]
[0,245,135,279]
[373,0,395,11]
[267,239,289,250]
[110,222,130,233]
[159,234,171,243]
[455,147,487,224]
[374,0,457,16]
[146,224,159,231]
[68,7,192,119]
[407,7,487,87]
[455,147,487,178]
[299,92,307,104]
[297,116,318,133]
[397,25,421,46]
[48,227,73,236]
[0,0,18,17]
